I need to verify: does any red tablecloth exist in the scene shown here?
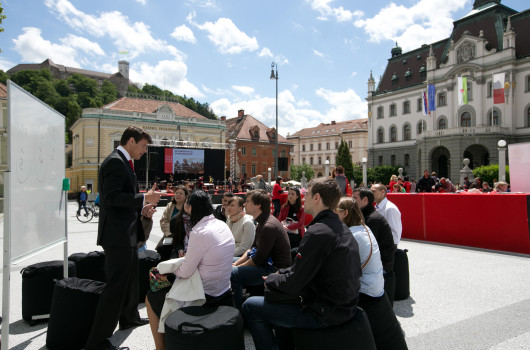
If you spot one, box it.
[387,193,530,255]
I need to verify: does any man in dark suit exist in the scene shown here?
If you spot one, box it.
[85,125,161,350]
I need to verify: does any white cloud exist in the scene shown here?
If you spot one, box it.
[232,85,255,96]
[354,0,468,51]
[12,27,81,67]
[61,34,105,55]
[130,59,204,98]
[45,0,180,59]
[186,0,218,8]
[135,0,147,4]
[315,88,367,121]
[195,17,259,54]
[308,0,363,22]
[312,49,324,57]
[171,25,197,43]
[259,48,273,58]
[0,57,15,72]
[351,71,358,77]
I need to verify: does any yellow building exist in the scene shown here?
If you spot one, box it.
[68,96,227,194]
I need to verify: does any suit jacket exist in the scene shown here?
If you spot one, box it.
[97,149,145,247]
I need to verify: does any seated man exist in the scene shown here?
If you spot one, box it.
[242,178,361,350]
[213,191,234,222]
[231,189,291,310]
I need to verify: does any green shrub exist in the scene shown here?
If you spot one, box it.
[367,165,406,185]
[473,164,509,184]
[290,164,315,182]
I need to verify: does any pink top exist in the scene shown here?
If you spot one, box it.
[174,214,235,297]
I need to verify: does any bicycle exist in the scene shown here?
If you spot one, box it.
[76,201,99,223]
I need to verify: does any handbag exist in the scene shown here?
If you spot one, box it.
[149,267,171,292]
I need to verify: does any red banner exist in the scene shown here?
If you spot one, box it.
[164,148,173,174]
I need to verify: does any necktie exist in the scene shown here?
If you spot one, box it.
[128,160,134,171]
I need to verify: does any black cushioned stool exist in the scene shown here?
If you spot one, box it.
[165,306,245,350]
[138,250,161,303]
[46,277,106,350]
[291,307,377,350]
[21,260,76,325]
[360,292,408,350]
[68,251,106,282]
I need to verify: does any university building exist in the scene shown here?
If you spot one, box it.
[68,96,227,193]
[288,119,368,177]
[367,0,530,181]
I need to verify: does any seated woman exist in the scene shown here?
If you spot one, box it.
[278,187,305,248]
[225,196,255,257]
[156,185,189,260]
[146,190,235,350]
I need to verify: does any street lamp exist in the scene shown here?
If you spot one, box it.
[268,167,272,185]
[270,62,279,178]
[498,140,507,182]
[362,157,367,187]
[325,159,330,178]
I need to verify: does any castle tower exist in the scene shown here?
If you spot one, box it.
[118,60,129,80]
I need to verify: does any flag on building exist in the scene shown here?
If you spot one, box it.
[493,73,505,104]
[428,84,436,112]
[422,91,429,115]
[458,77,468,105]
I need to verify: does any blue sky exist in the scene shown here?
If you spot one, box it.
[0,0,527,135]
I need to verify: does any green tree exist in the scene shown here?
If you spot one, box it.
[10,68,53,93]
[473,164,509,184]
[0,70,8,84]
[367,165,405,184]
[54,79,71,97]
[0,4,6,53]
[68,73,98,95]
[335,139,354,180]
[290,164,315,182]
[142,83,164,96]
[99,80,118,104]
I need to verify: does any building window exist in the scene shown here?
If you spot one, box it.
[310,157,314,165]
[405,69,412,82]
[377,107,384,119]
[113,140,120,149]
[391,73,398,85]
[281,150,286,157]
[391,155,396,166]
[461,112,472,127]
[438,118,447,130]
[318,143,322,151]
[326,142,330,150]
[273,149,277,157]
[417,120,426,134]
[390,126,397,142]
[310,144,313,151]
[527,107,530,127]
[417,98,423,112]
[438,92,446,107]
[241,164,246,175]
[335,141,339,149]
[326,156,330,162]
[378,156,383,166]
[390,104,397,117]
[403,101,410,114]
[467,81,473,101]
[403,124,411,140]
[488,81,493,98]
[488,109,500,126]
[302,145,306,152]
[318,157,322,165]
[302,158,306,164]
[377,128,384,143]
[252,147,256,156]
[241,147,246,155]
[348,140,352,148]
[404,154,410,166]
[251,164,256,174]
[419,66,426,78]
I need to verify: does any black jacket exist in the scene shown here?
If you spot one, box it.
[213,205,227,222]
[417,176,435,192]
[361,205,396,273]
[266,209,361,326]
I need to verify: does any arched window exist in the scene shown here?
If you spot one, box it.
[461,112,471,127]
[403,124,411,140]
[310,157,314,165]
[438,118,447,130]
[488,109,500,126]
[377,128,384,143]
[390,126,397,142]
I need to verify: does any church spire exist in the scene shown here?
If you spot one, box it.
[473,0,500,10]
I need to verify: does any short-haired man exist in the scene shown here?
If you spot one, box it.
[353,188,397,304]
[214,191,234,222]
[334,166,348,196]
[77,185,89,216]
[371,184,402,246]
[231,189,291,310]
[242,178,361,350]
[417,170,435,192]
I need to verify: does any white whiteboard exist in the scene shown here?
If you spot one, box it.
[508,142,530,193]
[6,81,66,263]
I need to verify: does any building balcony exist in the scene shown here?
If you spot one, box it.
[420,125,511,139]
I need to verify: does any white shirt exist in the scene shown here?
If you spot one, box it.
[349,225,384,298]
[376,197,402,244]
[117,145,131,161]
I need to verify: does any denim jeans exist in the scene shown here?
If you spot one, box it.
[231,265,275,310]
[242,296,325,350]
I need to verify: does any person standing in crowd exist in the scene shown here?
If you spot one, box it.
[77,185,89,216]
[463,177,472,189]
[242,177,361,350]
[278,187,305,248]
[255,174,267,190]
[226,196,256,257]
[371,184,402,246]
[352,188,396,305]
[388,175,398,192]
[214,192,234,222]
[272,177,284,218]
[85,125,161,350]
[231,189,291,310]
[417,170,435,192]
[402,176,412,193]
[334,166,348,196]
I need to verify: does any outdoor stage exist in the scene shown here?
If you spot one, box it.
[387,193,530,255]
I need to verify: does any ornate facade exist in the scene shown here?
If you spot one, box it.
[367,0,530,181]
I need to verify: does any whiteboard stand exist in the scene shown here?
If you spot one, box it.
[2,172,12,348]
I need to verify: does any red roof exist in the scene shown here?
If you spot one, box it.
[103,97,207,119]
[290,119,368,138]
[0,82,6,99]
[225,113,289,143]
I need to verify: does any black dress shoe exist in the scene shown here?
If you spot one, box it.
[119,318,149,330]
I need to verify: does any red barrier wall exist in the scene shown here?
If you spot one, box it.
[387,193,530,255]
